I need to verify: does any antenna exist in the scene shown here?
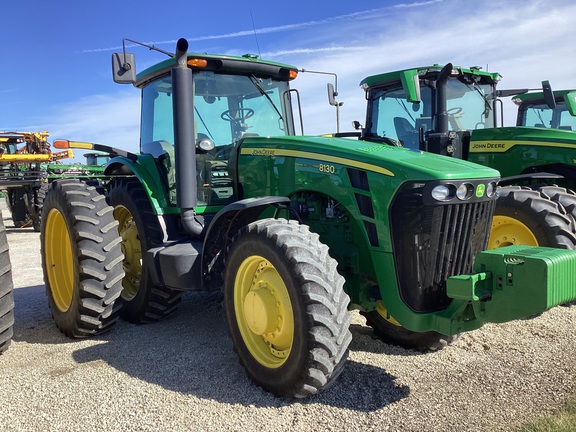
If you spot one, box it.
[250,11,262,58]
[122,38,175,59]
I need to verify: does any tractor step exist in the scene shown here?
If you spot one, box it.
[147,240,204,291]
[447,245,576,323]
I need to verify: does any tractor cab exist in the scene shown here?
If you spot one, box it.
[513,88,576,130]
[359,64,499,158]
[116,49,298,209]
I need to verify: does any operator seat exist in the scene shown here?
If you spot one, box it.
[394,117,418,150]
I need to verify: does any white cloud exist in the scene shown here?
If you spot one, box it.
[43,0,576,153]
[38,91,140,161]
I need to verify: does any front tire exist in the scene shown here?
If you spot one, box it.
[41,180,124,338]
[488,186,576,249]
[361,301,457,351]
[108,179,182,323]
[0,211,14,353]
[223,219,352,398]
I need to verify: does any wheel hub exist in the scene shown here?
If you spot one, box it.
[489,215,538,249]
[243,285,279,336]
[114,205,142,300]
[234,256,294,367]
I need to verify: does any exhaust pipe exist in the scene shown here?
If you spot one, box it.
[172,38,203,237]
[435,62,453,135]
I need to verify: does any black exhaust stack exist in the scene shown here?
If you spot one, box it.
[435,62,453,135]
[172,38,203,237]
[426,63,461,157]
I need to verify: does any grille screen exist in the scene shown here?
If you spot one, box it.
[390,182,495,312]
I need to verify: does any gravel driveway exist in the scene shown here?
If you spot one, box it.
[1,201,575,432]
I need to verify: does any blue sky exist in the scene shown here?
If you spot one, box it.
[1,0,575,158]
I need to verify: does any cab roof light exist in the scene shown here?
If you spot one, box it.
[289,70,298,80]
[53,139,94,150]
[187,58,208,68]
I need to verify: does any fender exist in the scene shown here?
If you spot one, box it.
[104,154,173,214]
[145,196,292,292]
[201,196,291,286]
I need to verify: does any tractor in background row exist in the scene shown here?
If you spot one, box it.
[354,64,576,251]
[512,86,576,130]
[40,40,576,398]
[0,132,108,231]
[0,131,74,231]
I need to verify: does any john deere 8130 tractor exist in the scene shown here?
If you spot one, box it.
[356,64,576,250]
[40,40,576,398]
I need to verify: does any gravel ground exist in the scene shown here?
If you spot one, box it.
[0,201,575,432]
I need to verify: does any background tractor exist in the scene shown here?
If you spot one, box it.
[0,132,108,231]
[0,131,74,231]
[40,40,576,398]
[355,64,576,250]
[512,86,576,130]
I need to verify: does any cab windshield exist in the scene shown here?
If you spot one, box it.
[367,77,496,150]
[521,101,575,131]
[140,70,293,207]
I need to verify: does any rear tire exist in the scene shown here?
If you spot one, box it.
[361,301,457,351]
[108,179,182,323]
[41,180,124,337]
[223,219,352,398]
[30,182,49,232]
[0,211,14,353]
[488,186,576,249]
[7,188,31,228]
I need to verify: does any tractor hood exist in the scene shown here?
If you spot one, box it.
[240,135,500,182]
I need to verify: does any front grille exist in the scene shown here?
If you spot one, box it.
[390,182,496,313]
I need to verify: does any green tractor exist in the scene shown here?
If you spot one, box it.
[512,86,576,130]
[356,64,576,250]
[40,40,576,398]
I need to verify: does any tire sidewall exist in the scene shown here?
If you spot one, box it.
[223,228,309,393]
[108,180,165,321]
[41,183,82,331]
[495,192,569,247]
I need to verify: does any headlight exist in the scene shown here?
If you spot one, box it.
[486,181,497,197]
[431,185,451,201]
[197,138,215,152]
[456,183,474,200]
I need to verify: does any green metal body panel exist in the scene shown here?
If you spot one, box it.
[468,126,576,185]
[360,64,501,95]
[447,245,576,323]
[104,154,179,214]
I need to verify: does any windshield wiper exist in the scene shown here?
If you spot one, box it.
[249,75,283,120]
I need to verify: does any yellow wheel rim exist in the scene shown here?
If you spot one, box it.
[375,300,401,326]
[114,205,142,301]
[44,209,74,312]
[234,255,294,368]
[488,215,539,249]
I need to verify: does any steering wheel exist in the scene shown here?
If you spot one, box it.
[220,108,255,122]
[447,107,463,115]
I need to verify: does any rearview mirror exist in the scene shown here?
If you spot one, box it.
[112,52,136,84]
